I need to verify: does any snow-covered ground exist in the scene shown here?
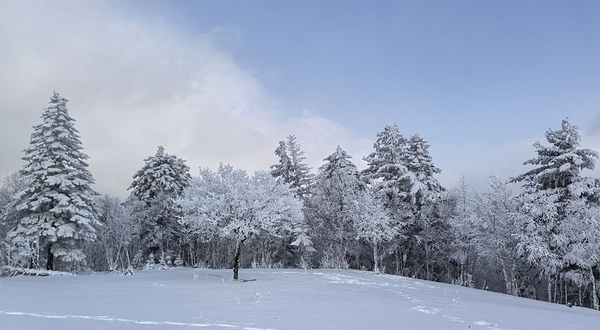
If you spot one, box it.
[0,268,598,330]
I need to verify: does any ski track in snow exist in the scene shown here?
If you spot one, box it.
[316,272,516,330]
[0,310,281,330]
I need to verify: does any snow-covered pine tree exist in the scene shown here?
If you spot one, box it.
[269,136,315,266]
[270,135,314,200]
[306,146,363,268]
[559,177,600,309]
[398,134,444,278]
[8,91,100,270]
[270,141,292,185]
[362,124,409,213]
[511,118,599,303]
[128,146,191,259]
[404,134,443,211]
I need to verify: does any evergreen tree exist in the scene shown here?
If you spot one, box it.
[404,134,443,211]
[559,177,600,309]
[128,146,191,258]
[306,146,363,268]
[271,135,314,199]
[8,92,99,270]
[270,141,292,185]
[362,124,409,213]
[512,118,599,303]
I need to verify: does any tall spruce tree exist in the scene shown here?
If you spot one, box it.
[8,92,99,270]
[128,146,191,259]
[512,118,598,302]
[362,124,410,215]
[270,135,314,200]
[306,146,363,267]
[404,134,443,211]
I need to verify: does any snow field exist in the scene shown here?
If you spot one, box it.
[1,268,599,330]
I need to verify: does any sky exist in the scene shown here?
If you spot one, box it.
[1,0,599,197]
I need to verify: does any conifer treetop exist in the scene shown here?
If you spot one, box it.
[512,118,598,190]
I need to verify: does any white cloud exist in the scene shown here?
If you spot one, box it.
[0,0,370,197]
[1,1,597,198]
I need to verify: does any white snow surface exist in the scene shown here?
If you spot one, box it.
[0,268,598,330]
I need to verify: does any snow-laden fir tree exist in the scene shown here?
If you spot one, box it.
[404,134,443,211]
[511,118,599,304]
[558,177,600,309]
[271,141,292,185]
[398,134,444,277]
[306,146,363,268]
[269,136,315,266]
[362,124,409,213]
[270,135,314,200]
[8,92,100,270]
[128,146,191,259]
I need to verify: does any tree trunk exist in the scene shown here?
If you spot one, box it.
[557,277,561,304]
[46,244,54,271]
[233,239,244,280]
[395,249,400,275]
[547,275,552,302]
[502,266,511,295]
[590,267,599,310]
[372,241,379,273]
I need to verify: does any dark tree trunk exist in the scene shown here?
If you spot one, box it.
[233,239,244,280]
[46,244,54,271]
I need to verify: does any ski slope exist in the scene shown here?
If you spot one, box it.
[0,268,598,330]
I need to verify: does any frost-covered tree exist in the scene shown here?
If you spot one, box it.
[92,195,139,271]
[270,141,292,185]
[128,146,192,257]
[362,124,409,214]
[179,164,308,280]
[352,189,396,273]
[306,146,363,268]
[512,118,599,303]
[447,177,480,287]
[270,135,314,199]
[8,92,100,270]
[404,134,443,211]
[398,134,444,277]
[363,126,445,277]
[0,172,28,266]
[559,178,600,309]
[475,176,525,295]
[0,173,26,236]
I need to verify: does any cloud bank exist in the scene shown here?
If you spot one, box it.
[1,1,597,197]
[0,0,371,197]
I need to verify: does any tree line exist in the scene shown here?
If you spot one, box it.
[1,92,599,310]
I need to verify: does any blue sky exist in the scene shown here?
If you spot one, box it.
[139,0,600,141]
[1,0,599,195]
